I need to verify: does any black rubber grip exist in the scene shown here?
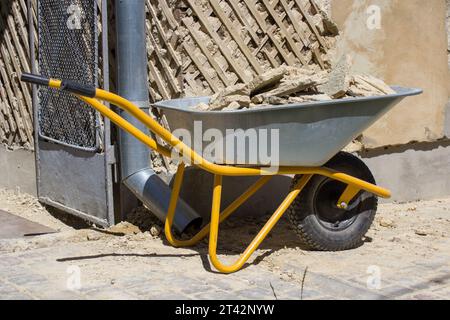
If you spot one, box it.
[21,73,96,98]
[21,73,50,86]
[60,80,96,98]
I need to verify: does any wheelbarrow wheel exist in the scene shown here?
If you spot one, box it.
[287,152,378,251]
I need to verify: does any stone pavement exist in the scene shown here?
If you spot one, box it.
[0,198,449,300]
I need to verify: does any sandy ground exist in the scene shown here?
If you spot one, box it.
[0,188,449,299]
[0,188,72,232]
[1,187,448,236]
[1,187,449,261]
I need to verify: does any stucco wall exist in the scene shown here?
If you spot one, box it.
[447,0,450,69]
[331,0,450,149]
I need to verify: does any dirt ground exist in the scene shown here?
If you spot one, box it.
[0,187,449,300]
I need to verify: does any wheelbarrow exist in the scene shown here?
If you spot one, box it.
[21,73,422,273]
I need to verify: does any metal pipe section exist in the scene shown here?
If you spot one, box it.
[116,0,150,178]
[123,169,202,233]
[115,0,201,232]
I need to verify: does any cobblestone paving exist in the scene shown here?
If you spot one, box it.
[0,198,449,300]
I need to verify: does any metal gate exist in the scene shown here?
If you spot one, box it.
[31,0,116,226]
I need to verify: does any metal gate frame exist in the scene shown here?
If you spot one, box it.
[29,0,117,227]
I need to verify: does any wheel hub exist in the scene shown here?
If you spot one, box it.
[313,179,359,231]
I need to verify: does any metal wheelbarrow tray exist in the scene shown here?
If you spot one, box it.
[156,86,422,167]
[20,73,421,273]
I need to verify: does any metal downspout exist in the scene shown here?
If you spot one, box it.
[116,0,201,233]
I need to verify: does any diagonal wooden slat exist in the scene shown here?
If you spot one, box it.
[147,31,181,95]
[242,0,268,32]
[261,0,307,65]
[186,0,251,83]
[209,0,263,75]
[294,0,328,50]
[279,0,310,48]
[157,0,180,29]
[147,4,182,69]
[182,42,220,92]
[183,18,233,87]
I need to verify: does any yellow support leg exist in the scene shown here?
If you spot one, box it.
[164,164,274,248]
[337,185,362,209]
[208,174,313,274]
[164,163,188,247]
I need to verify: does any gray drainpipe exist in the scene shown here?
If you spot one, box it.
[116,0,201,233]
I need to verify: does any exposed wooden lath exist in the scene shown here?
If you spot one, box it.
[145,0,338,100]
[0,0,35,149]
[0,0,337,150]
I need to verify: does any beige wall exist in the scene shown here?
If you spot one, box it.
[331,0,450,148]
[447,0,450,68]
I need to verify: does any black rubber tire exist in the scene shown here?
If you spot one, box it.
[287,152,378,251]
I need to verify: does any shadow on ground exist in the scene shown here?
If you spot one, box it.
[53,213,372,273]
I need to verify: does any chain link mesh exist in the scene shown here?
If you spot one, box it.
[38,0,98,150]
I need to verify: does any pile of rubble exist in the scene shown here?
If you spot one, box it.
[107,206,163,237]
[194,57,395,111]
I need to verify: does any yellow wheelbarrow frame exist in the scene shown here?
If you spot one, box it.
[22,74,391,274]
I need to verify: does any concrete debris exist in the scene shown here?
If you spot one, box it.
[259,96,290,105]
[195,102,211,111]
[254,71,328,101]
[208,83,251,111]
[289,94,332,103]
[220,83,251,96]
[150,225,162,237]
[194,62,395,111]
[343,139,364,153]
[223,101,242,111]
[379,217,396,229]
[283,65,322,79]
[86,233,102,241]
[108,222,141,236]
[107,207,164,238]
[110,206,164,237]
[209,94,251,111]
[348,75,396,97]
[247,67,289,95]
[317,55,351,98]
